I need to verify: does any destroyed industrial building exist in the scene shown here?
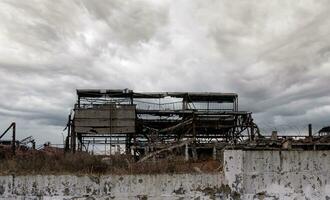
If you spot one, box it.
[65,89,259,159]
[63,89,330,160]
[2,89,330,160]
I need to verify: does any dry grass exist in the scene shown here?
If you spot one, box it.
[0,150,222,175]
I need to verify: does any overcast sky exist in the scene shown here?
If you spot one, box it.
[0,0,330,145]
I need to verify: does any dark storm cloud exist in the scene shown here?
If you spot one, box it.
[0,0,330,143]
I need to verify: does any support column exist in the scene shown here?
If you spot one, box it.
[71,127,76,153]
[185,143,189,161]
[192,115,197,161]
[125,134,131,155]
[65,114,71,152]
[182,97,188,110]
[212,144,217,160]
[77,133,82,151]
[77,96,81,108]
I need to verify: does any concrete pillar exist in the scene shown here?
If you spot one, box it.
[185,143,189,161]
[212,145,217,160]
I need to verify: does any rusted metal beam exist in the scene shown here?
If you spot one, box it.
[138,139,194,163]
[12,122,16,156]
[0,122,16,155]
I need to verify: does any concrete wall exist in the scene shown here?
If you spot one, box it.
[1,150,330,199]
[0,174,237,200]
[224,150,330,200]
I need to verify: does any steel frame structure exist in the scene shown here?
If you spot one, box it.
[67,89,259,156]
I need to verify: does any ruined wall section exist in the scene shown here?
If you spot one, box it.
[1,150,330,199]
[224,150,330,200]
[0,174,239,200]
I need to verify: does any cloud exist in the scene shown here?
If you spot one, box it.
[0,0,330,144]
